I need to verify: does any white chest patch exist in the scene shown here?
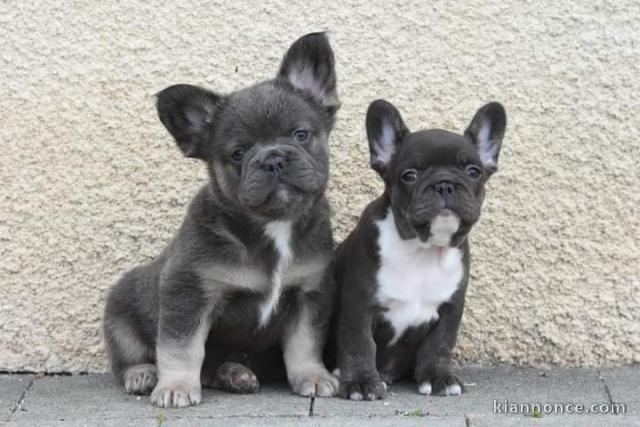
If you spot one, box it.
[260,220,293,326]
[375,210,464,344]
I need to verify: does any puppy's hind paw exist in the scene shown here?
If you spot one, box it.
[290,368,339,397]
[123,364,158,396]
[212,362,259,394]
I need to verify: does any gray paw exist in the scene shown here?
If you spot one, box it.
[213,362,259,394]
[123,364,158,395]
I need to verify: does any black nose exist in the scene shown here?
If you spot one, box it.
[262,154,288,176]
[434,181,455,198]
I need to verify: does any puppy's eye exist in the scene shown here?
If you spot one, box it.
[292,129,310,143]
[401,169,418,183]
[231,148,245,162]
[466,165,481,179]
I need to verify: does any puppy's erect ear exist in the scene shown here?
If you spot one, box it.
[464,102,507,176]
[366,99,409,176]
[277,32,340,113]
[156,84,223,160]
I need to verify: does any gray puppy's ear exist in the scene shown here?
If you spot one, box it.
[366,99,409,177]
[156,84,223,160]
[464,102,507,176]
[277,32,340,113]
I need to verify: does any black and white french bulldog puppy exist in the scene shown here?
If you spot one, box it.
[103,32,341,408]
[335,100,506,400]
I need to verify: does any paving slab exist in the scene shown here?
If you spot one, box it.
[8,374,308,424]
[313,365,610,418]
[5,416,467,427]
[469,414,640,426]
[601,366,640,411]
[2,366,638,426]
[0,375,33,420]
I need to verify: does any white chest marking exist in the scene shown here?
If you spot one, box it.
[260,220,293,326]
[375,211,464,344]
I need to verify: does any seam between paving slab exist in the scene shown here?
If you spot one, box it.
[598,369,616,406]
[5,377,34,423]
[6,368,634,424]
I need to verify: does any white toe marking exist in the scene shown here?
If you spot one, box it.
[446,383,462,396]
[332,368,341,378]
[418,382,432,395]
[350,391,363,401]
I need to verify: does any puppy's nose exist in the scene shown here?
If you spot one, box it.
[434,181,455,198]
[262,154,288,176]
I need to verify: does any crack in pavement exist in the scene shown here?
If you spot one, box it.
[6,376,35,422]
[308,395,315,417]
[598,370,615,404]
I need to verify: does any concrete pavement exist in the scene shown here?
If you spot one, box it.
[2,365,638,426]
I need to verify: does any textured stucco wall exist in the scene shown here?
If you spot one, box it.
[1,1,638,372]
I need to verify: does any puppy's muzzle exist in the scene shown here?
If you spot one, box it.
[432,181,455,199]
[260,152,289,177]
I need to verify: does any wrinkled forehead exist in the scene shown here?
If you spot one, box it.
[219,81,325,140]
[395,129,477,166]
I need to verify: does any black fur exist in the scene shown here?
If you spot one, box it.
[334,100,506,399]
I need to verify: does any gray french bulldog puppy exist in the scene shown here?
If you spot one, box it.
[335,100,506,400]
[103,32,340,408]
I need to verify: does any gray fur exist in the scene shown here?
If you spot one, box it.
[104,32,339,408]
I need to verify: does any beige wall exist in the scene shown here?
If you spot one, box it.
[1,0,638,372]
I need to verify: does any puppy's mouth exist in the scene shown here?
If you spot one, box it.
[239,179,308,210]
[268,182,303,204]
[410,209,461,246]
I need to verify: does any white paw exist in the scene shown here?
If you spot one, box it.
[445,383,462,396]
[349,391,363,401]
[418,381,432,395]
[290,368,339,397]
[151,382,201,408]
[418,380,462,396]
[124,364,158,395]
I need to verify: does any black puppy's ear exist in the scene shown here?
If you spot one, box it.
[464,102,507,176]
[277,32,340,113]
[366,100,409,176]
[156,84,222,160]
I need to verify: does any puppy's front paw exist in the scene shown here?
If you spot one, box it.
[289,368,339,397]
[151,381,201,408]
[418,375,463,396]
[339,378,386,401]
